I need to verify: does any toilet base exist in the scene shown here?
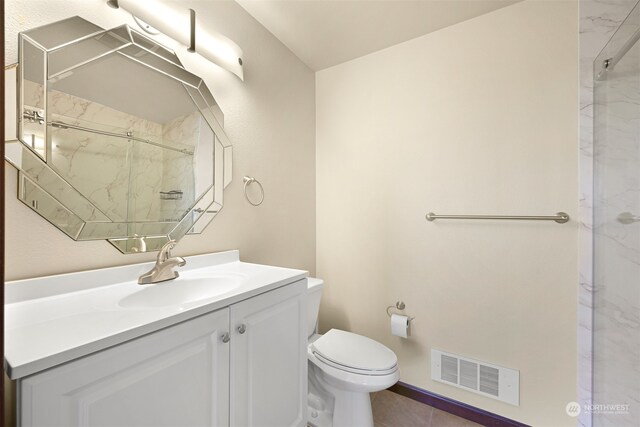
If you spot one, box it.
[308,388,374,427]
[331,387,373,427]
[307,404,333,427]
[308,362,376,427]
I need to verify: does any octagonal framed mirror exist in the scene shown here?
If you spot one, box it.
[5,16,232,253]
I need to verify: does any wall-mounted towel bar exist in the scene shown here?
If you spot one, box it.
[425,212,570,224]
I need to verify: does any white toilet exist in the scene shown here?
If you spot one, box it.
[306,278,399,427]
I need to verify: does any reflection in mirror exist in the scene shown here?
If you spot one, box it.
[21,38,46,159]
[7,16,233,253]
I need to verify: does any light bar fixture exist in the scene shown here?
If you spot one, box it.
[107,0,244,80]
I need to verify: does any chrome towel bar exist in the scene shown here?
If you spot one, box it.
[425,212,570,224]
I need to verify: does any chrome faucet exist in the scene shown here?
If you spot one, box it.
[138,240,186,285]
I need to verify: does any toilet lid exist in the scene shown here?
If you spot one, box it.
[310,329,397,373]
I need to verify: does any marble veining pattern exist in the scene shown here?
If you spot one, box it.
[46,85,164,223]
[580,1,639,426]
[592,8,640,423]
[21,80,209,238]
[160,111,202,222]
[20,147,110,222]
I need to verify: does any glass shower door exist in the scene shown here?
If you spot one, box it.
[593,2,640,426]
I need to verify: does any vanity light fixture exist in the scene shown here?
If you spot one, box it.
[106,0,244,80]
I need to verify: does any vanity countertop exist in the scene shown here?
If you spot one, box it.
[4,250,307,379]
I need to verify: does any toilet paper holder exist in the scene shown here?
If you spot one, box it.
[386,301,415,321]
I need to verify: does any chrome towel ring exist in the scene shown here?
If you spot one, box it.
[243,176,264,206]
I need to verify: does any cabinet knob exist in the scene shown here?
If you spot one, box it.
[221,332,230,343]
[238,324,247,334]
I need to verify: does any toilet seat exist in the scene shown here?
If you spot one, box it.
[313,352,398,376]
[310,329,398,376]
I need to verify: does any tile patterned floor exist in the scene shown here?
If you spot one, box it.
[371,390,483,427]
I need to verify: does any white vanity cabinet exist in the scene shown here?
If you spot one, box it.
[17,279,307,427]
[230,278,308,427]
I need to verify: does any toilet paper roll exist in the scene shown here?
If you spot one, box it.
[391,314,409,338]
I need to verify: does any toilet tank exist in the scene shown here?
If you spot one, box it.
[307,278,324,338]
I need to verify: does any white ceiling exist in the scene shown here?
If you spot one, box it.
[236,0,522,71]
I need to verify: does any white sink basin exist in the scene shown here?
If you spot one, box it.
[5,250,309,380]
[119,274,242,308]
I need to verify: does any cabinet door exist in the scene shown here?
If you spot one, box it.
[230,280,307,427]
[20,309,231,427]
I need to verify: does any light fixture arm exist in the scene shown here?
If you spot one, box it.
[188,9,196,53]
[106,0,244,80]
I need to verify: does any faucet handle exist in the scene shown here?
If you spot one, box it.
[157,239,177,263]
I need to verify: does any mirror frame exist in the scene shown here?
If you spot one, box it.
[6,16,233,254]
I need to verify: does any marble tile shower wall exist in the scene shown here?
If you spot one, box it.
[160,111,202,222]
[593,53,640,427]
[24,81,201,224]
[592,2,640,425]
[579,1,638,426]
[44,84,162,221]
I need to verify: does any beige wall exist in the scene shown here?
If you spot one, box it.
[5,0,580,425]
[4,0,316,281]
[316,1,578,426]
